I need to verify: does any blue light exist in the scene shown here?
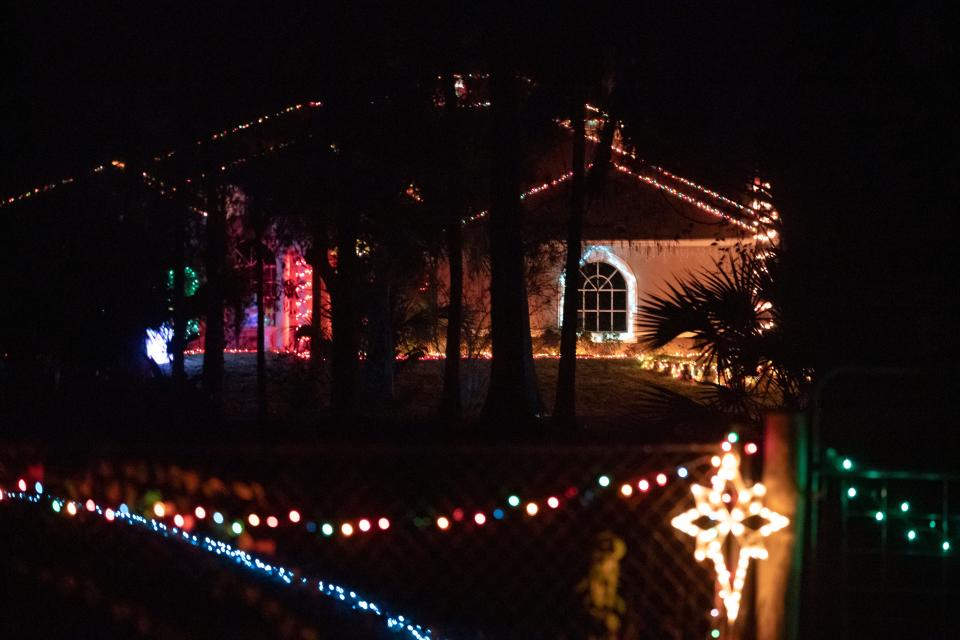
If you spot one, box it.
[145,325,174,365]
[1,489,437,640]
[306,521,317,533]
[598,475,611,487]
[119,503,129,514]
[493,508,505,520]
[212,511,224,524]
[677,467,688,478]
[34,481,43,494]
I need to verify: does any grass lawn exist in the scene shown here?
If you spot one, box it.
[183,354,713,436]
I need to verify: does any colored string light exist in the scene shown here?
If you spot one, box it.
[0,487,435,640]
[27,453,706,544]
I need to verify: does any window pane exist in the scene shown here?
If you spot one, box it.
[610,271,626,290]
[598,291,612,310]
[585,291,598,310]
[584,312,598,331]
[577,311,585,331]
[613,291,626,310]
[598,313,612,331]
[613,312,627,332]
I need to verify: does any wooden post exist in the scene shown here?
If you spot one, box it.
[756,412,808,640]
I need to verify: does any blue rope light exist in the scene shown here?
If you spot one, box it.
[0,488,436,640]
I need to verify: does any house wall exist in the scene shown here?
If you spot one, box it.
[442,238,747,345]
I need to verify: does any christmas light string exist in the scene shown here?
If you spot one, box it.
[3,436,743,638]
[556,115,758,217]
[10,452,717,546]
[613,163,756,233]
[834,455,954,553]
[1,99,322,212]
[0,484,435,640]
[152,100,323,162]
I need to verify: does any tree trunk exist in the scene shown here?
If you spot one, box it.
[440,70,463,421]
[364,271,394,411]
[483,57,542,426]
[441,223,463,420]
[554,99,587,425]
[202,188,226,408]
[255,232,267,424]
[171,202,186,386]
[330,211,360,418]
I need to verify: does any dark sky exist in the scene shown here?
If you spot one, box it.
[3,3,954,366]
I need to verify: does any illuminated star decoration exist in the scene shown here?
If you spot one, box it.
[671,452,789,622]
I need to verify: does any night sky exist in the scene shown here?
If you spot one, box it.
[3,3,954,367]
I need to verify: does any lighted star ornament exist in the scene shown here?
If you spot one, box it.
[671,452,789,622]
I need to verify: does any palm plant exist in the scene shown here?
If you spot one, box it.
[636,246,809,423]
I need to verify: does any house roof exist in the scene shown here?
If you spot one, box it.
[1,92,776,246]
[518,124,766,242]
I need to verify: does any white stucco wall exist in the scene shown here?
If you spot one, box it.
[530,239,750,342]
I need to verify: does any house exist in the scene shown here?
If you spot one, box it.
[264,119,779,354]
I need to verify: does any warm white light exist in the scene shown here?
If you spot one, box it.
[671,450,789,623]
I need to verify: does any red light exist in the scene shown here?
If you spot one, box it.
[288,509,301,523]
[266,516,279,528]
[378,517,390,530]
[564,486,579,498]
[452,508,464,522]
[85,499,96,512]
[656,473,668,487]
[547,496,560,509]
[721,441,733,452]
[745,442,758,455]
[358,518,371,532]
[17,479,27,492]
[195,506,206,519]
[638,479,650,492]
[173,514,185,528]
[474,512,486,525]
[105,509,115,521]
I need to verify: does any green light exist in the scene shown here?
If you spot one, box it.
[726,432,739,444]
[943,541,951,552]
[321,523,334,536]
[598,475,610,488]
[847,487,857,498]
[907,529,917,541]
[51,500,61,513]
[875,511,884,522]
[900,501,910,512]
[711,630,721,639]
[231,521,243,535]
[507,495,521,507]
[841,458,853,470]
[930,520,937,529]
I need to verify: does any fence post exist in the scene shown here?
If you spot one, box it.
[755,412,807,640]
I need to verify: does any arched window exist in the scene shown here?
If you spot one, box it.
[578,262,629,332]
